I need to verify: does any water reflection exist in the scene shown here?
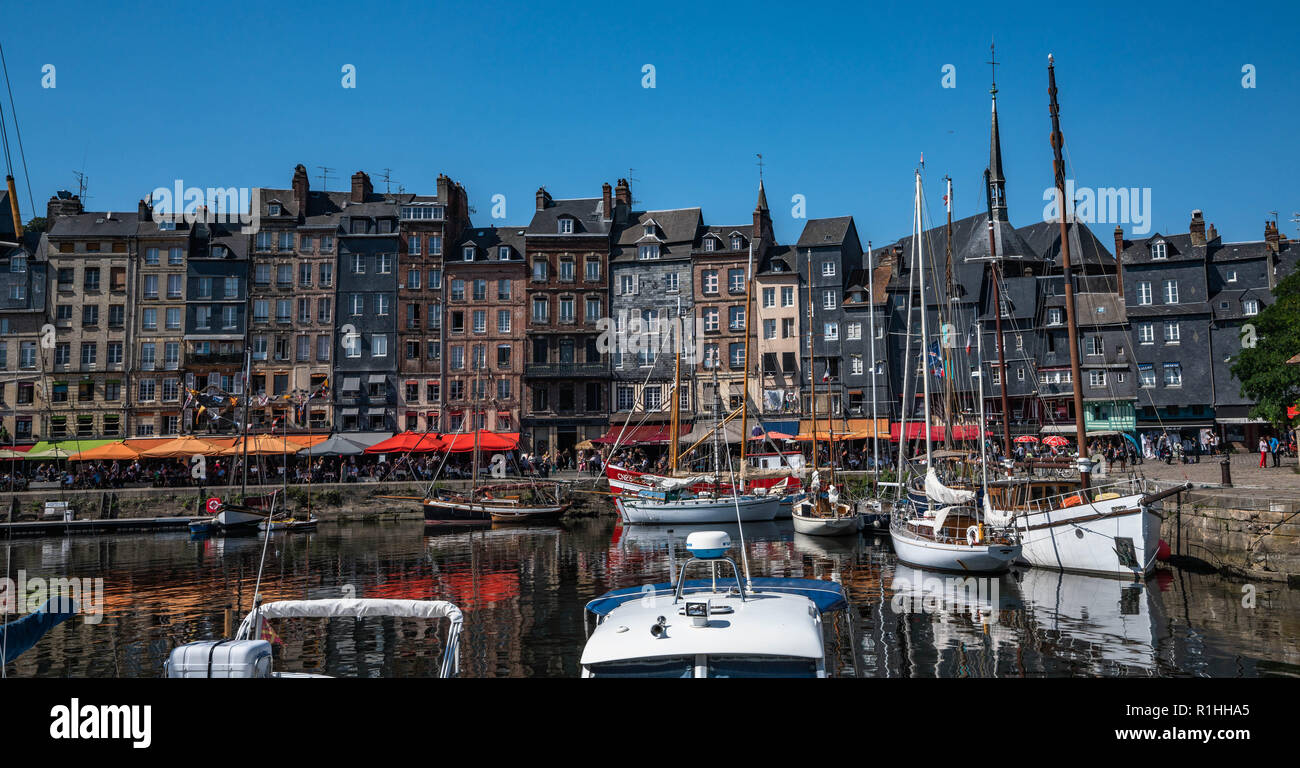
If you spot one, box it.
[2,513,1297,677]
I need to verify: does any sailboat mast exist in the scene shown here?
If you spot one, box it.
[1048,54,1091,490]
[976,321,989,491]
[915,172,934,468]
[806,249,818,472]
[240,348,251,499]
[989,230,1013,470]
[739,240,755,466]
[670,296,681,474]
[942,176,955,450]
[867,242,879,488]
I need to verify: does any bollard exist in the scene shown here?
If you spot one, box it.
[1220,457,1232,487]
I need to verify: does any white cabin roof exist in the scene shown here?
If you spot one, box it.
[580,589,824,666]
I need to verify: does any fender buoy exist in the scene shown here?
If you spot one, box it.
[1061,494,1083,508]
[1156,539,1172,562]
[966,525,982,546]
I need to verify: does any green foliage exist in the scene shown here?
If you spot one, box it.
[24,216,48,235]
[1232,269,1300,426]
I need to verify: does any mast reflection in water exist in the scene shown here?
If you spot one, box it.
[3,514,1297,677]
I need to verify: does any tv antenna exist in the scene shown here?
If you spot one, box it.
[627,168,641,206]
[72,170,89,204]
[317,165,335,191]
[379,168,400,195]
[756,153,765,182]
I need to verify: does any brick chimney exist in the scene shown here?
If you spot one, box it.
[601,182,612,220]
[535,186,552,212]
[615,178,631,207]
[1189,210,1206,246]
[350,171,372,204]
[46,191,84,221]
[1265,220,1281,254]
[292,164,310,219]
[138,198,152,221]
[1206,222,1219,242]
[1113,225,1125,296]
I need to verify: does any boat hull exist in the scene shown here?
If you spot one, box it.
[615,494,780,525]
[1011,493,1160,577]
[792,513,861,537]
[216,505,271,532]
[889,527,1021,573]
[489,505,569,524]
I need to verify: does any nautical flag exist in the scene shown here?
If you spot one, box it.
[928,342,946,379]
[821,369,829,383]
[964,329,973,356]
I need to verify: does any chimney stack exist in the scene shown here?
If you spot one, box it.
[615,178,631,207]
[535,186,552,212]
[138,198,152,221]
[46,191,84,221]
[1206,222,1218,242]
[1265,220,1281,254]
[350,171,372,204]
[1189,209,1206,246]
[292,164,310,219]
[601,182,612,220]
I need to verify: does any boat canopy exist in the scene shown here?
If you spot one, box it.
[243,598,463,624]
[585,577,848,617]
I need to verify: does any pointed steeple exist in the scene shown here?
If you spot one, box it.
[755,178,768,212]
[986,41,1008,222]
[753,179,773,246]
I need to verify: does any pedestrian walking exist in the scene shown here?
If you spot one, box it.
[1259,437,1269,468]
[1270,435,1281,467]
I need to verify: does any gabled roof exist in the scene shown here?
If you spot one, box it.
[796,216,853,248]
[612,207,701,262]
[1015,220,1115,270]
[528,197,612,238]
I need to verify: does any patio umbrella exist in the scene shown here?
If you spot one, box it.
[1013,435,1040,444]
[1042,436,1072,447]
[219,434,307,456]
[297,434,367,457]
[24,447,73,460]
[140,436,226,458]
[69,442,141,461]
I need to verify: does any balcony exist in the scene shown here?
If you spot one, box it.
[524,362,608,378]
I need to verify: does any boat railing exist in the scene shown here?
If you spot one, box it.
[890,505,1015,546]
[1024,478,1145,516]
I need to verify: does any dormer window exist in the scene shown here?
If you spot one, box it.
[1244,299,1259,316]
[558,218,574,235]
[638,244,660,260]
[643,224,655,237]
[158,220,176,231]
[212,245,227,259]
[267,203,282,217]
[731,235,744,251]
[498,246,511,261]
[10,255,26,273]
[1151,241,1167,259]
[1227,269,1238,283]
[703,238,715,252]
[462,246,475,261]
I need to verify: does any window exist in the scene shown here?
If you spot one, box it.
[1138,323,1154,344]
[319,263,333,287]
[1163,280,1179,304]
[1137,281,1152,305]
[167,273,183,298]
[763,319,776,339]
[1151,241,1167,259]
[473,309,487,333]
[497,344,512,369]
[729,343,744,369]
[498,309,512,333]
[728,306,745,331]
[703,237,716,252]
[301,235,314,253]
[642,385,662,410]
[822,261,836,277]
[728,269,744,294]
[1163,363,1182,387]
[1243,299,1259,316]
[847,322,861,341]
[145,248,160,265]
[702,270,719,294]
[1086,337,1103,356]
[377,253,393,273]
[1164,322,1180,344]
[822,290,836,310]
[166,307,181,330]
[1227,269,1238,283]
[408,235,422,255]
[638,244,660,260]
[732,235,745,251]
[1139,365,1156,388]
[558,217,574,234]
[585,297,601,323]
[762,287,775,308]
[702,307,719,332]
[616,385,635,411]
[781,286,794,307]
[532,297,549,323]
[559,297,575,324]
[1089,369,1106,387]
[824,322,838,341]
[585,258,600,282]
[782,318,795,338]
[1047,308,1063,325]
[664,273,678,293]
[350,253,366,274]
[532,260,548,281]
[371,334,388,358]
[141,308,158,330]
[277,264,292,286]
[84,268,101,291]
[143,275,158,298]
[449,279,466,301]
[83,305,99,326]
[619,274,636,296]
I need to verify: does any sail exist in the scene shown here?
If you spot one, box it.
[654,475,712,491]
[925,468,976,505]
[982,493,1015,527]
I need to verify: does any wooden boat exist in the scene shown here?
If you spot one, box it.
[489,504,569,524]
[258,514,319,532]
[425,482,568,524]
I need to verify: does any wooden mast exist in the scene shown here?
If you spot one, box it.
[806,248,818,476]
[942,176,955,450]
[985,48,1014,472]
[670,297,681,474]
[739,240,755,467]
[1048,54,1091,490]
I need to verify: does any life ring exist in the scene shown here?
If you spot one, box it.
[1061,495,1083,508]
[966,525,982,545]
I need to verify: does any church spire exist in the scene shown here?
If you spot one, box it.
[986,40,1008,222]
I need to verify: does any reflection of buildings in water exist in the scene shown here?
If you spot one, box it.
[1017,567,1168,676]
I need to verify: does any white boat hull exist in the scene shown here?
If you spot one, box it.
[216,507,269,528]
[792,513,861,537]
[616,495,780,525]
[889,527,1021,573]
[1010,493,1160,577]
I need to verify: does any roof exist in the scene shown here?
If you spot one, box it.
[1016,220,1115,269]
[458,225,527,259]
[46,211,140,238]
[612,208,701,261]
[527,196,612,237]
[796,216,854,248]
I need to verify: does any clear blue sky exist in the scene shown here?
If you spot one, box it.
[3,0,1297,247]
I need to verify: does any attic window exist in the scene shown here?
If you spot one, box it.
[558,218,574,235]
[462,246,475,261]
[268,203,282,216]
[643,224,654,237]
[498,246,510,261]
[731,235,744,250]
[704,238,715,252]
[158,220,176,231]
[1151,242,1167,259]
[1227,269,1237,282]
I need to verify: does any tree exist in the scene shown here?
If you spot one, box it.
[1232,269,1300,426]
[23,216,48,235]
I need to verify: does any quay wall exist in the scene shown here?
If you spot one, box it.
[1156,485,1300,585]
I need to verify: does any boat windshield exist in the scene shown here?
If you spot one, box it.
[586,656,694,678]
[706,655,818,678]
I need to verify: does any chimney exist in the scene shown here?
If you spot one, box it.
[615,178,631,207]
[1189,209,1206,246]
[46,191,84,221]
[601,182,612,221]
[437,173,450,205]
[535,186,552,212]
[1206,222,1219,242]
[138,198,152,221]
[1265,220,1281,254]
[1113,225,1125,296]
[292,164,310,219]
[350,171,372,204]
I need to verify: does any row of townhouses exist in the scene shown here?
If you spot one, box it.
[0,90,1293,454]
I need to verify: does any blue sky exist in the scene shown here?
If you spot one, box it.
[2,0,1297,247]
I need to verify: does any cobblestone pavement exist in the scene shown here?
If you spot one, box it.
[1084,452,1300,493]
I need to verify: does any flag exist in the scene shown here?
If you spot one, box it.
[964,329,973,356]
[928,342,945,379]
[821,369,829,383]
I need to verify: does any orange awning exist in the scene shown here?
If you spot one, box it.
[795,418,889,441]
[69,442,141,461]
[140,436,228,458]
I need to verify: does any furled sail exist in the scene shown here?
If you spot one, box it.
[925,468,976,505]
[982,493,1015,527]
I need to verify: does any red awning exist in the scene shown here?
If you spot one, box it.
[890,423,988,442]
[439,431,519,453]
[364,431,445,454]
[592,423,690,446]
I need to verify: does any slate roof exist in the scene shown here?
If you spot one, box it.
[612,207,701,261]
[796,216,853,248]
[459,225,527,259]
[46,211,140,238]
[1016,220,1115,270]
[527,197,611,238]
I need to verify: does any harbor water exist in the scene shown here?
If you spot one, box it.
[3,509,1298,677]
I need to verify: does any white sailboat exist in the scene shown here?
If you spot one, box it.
[889,171,1021,573]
